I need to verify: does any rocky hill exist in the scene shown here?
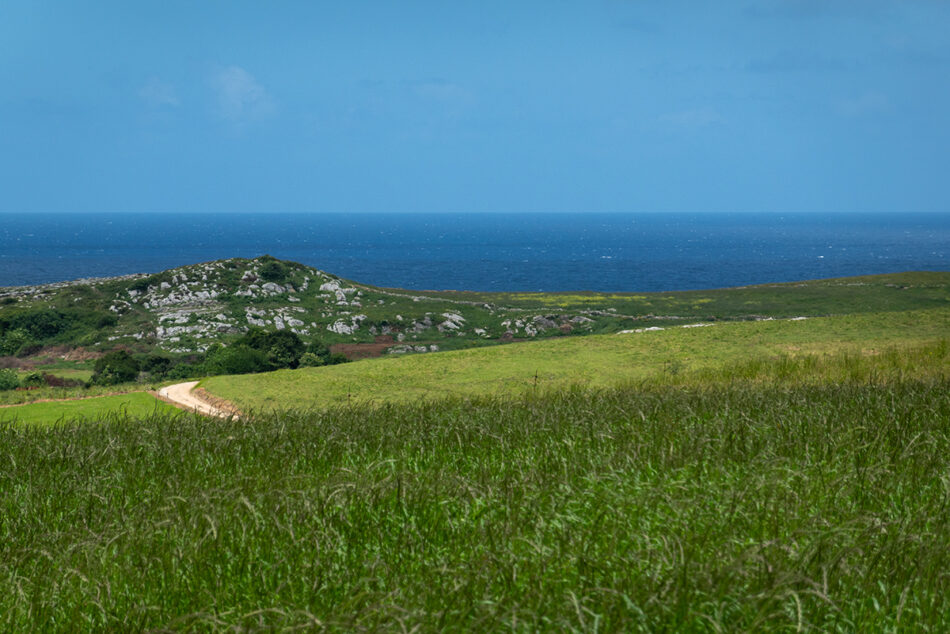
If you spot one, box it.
[0,256,605,357]
[5,258,947,363]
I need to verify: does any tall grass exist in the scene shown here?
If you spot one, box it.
[666,338,950,387]
[2,369,949,630]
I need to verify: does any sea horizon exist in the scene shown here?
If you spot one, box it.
[2,211,948,292]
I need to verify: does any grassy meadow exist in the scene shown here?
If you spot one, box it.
[202,306,950,411]
[1,352,948,630]
[0,392,178,426]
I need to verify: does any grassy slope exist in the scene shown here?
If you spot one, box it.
[203,306,950,411]
[417,271,950,315]
[0,392,179,426]
[2,368,948,630]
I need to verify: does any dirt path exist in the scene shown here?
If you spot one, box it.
[157,381,235,418]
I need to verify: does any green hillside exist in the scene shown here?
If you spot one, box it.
[202,306,950,411]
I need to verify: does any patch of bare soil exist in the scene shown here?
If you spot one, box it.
[155,382,239,418]
[61,347,104,361]
[330,335,398,360]
[0,356,34,370]
[193,388,243,417]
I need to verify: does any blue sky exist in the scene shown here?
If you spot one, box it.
[1,1,948,213]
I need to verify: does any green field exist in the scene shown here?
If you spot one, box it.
[0,391,179,426]
[2,360,948,630]
[202,306,950,411]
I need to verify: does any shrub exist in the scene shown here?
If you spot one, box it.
[20,372,46,388]
[97,314,118,329]
[166,363,199,380]
[326,352,350,365]
[141,354,172,377]
[258,260,288,283]
[92,350,141,386]
[300,342,350,367]
[298,352,325,368]
[0,368,19,391]
[236,329,304,369]
[128,277,151,293]
[1,308,118,347]
[203,345,271,375]
[0,329,30,356]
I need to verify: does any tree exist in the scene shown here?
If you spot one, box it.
[258,259,288,283]
[236,329,304,369]
[0,368,19,391]
[203,344,270,375]
[92,350,140,385]
[141,354,172,378]
[0,329,32,356]
[303,341,350,366]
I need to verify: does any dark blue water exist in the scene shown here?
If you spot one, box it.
[0,213,947,292]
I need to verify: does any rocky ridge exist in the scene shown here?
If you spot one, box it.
[1,257,611,355]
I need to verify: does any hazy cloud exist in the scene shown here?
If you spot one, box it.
[211,66,274,121]
[139,76,179,107]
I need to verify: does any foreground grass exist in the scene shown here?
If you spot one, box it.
[1,371,948,630]
[0,392,178,426]
[203,307,950,410]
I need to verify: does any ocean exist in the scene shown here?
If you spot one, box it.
[0,213,947,292]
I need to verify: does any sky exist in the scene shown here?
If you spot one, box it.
[1,1,949,214]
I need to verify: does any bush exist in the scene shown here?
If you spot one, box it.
[302,342,350,367]
[236,329,304,369]
[1,308,118,347]
[0,329,30,356]
[166,363,199,380]
[326,352,350,365]
[141,354,172,377]
[298,352,325,368]
[128,277,151,293]
[258,260,288,283]
[0,368,19,391]
[92,350,141,386]
[20,372,46,388]
[203,345,271,375]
